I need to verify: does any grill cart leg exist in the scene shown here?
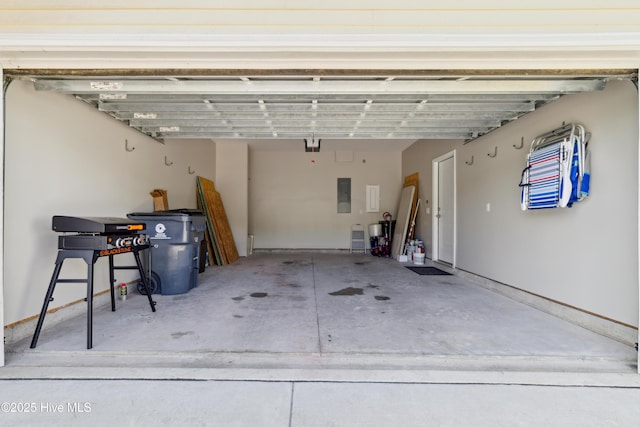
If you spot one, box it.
[30,259,64,349]
[108,255,116,311]
[134,250,157,312]
[86,261,94,349]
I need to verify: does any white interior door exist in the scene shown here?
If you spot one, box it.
[433,151,456,266]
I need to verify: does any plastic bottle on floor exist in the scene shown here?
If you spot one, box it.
[120,283,127,301]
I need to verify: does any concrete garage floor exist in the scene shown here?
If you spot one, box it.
[2,252,640,426]
[11,252,635,364]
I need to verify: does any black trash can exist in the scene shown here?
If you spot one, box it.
[127,209,206,295]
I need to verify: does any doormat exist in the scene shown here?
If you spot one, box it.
[405,266,452,276]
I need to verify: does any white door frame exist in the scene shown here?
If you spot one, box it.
[637,68,640,374]
[432,150,457,268]
[0,67,5,367]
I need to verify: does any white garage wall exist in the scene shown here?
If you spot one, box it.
[249,150,401,249]
[403,79,639,327]
[3,80,216,326]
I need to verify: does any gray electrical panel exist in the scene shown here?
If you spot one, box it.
[337,178,351,213]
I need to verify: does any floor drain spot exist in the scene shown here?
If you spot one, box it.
[375,295,390,301]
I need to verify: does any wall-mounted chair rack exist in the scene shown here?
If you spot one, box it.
[519,123,591,210]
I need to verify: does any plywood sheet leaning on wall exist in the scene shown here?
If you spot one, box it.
[212,190,239,263]
[392,185,416,259]
[196,176,239,265]
[201,187,229,264]
[197,184,223,266]
[403,172,419,225]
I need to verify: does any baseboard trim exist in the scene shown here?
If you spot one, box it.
[4,287,116,346]
[456,268,638,347]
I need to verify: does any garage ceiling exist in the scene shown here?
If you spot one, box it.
[24,72,623,143]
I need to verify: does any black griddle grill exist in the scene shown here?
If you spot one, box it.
[31,216,157,350]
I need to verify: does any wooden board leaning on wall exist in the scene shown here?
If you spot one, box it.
[196,176,239,265]
[403,172,419,233]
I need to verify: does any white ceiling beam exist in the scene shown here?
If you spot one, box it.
[153,132,473,139]
[79,93,559,102]
[100,101,535,113]
[35,78,606,95]
[129,119,502,128]
[116,111,516,121]
[141,126,491,133]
